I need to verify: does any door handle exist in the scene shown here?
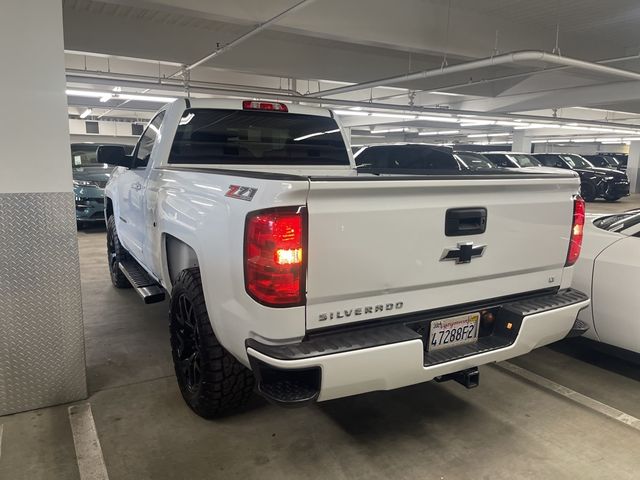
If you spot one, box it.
[131,182,142,191]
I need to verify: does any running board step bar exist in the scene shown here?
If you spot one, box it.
[118,260,165,304]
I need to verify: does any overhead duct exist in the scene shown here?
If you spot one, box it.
[309,50,640,98]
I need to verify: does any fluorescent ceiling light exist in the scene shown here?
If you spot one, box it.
[496,121,525,126]
[428,91,464,97]
[65,89,176,103]
[79,108,92,119]
[419,130,460,136]
[549,138,570,143]
[416,115,459,123]
[531,140,548,144]
[571,138,596,143]
[467,132,511,138]
[334,109,370,116]
[371,113,417,119]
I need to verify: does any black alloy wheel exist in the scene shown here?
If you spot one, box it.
[174,293,202,394]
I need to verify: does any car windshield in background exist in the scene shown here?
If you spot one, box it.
[71,147,104,168]
[561,154,593,169]
[355,145,460,171]
[454,152,494,170]
[71,144,132,168]
[507,154,541,167]
[594,212,640,233]
[168,108,350,166]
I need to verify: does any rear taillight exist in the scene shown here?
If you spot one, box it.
[566,195,585,266]
[244,207,306,307]
[242,100,288,112]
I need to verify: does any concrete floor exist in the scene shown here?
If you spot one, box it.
[1,194,640,479]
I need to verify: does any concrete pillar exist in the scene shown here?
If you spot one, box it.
[628,141,640,193]
[512,130,532,153]
[0,0,87,415]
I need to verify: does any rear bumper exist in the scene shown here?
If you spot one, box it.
[247,289,589,404]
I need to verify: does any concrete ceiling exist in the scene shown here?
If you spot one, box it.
[61,0,640,147]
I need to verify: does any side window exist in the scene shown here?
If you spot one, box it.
[134,111,165,168]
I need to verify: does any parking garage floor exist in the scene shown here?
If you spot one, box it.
[1,195,640,480]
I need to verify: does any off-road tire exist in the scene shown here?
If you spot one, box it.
[169,268,255,418]
[106,215,132,288]
[580,182,597,202]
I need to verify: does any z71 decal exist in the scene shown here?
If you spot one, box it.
[225,185,258,201]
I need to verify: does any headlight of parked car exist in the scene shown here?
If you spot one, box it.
[604,176,614,181]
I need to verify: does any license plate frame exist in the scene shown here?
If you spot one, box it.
[427,312,480,351]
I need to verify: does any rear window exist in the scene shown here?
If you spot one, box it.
[355,145,460,171]
[168,108,350,166]
[506,154,541,167]
[453,152,494,170]
[484,153,515,168]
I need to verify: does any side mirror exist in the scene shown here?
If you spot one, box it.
[97,145,133,168]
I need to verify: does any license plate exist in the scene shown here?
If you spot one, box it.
[428,312,480,351]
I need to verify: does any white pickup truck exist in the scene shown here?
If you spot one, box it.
[99,98,590,418]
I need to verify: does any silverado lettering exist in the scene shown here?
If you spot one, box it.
[318,302,404,322]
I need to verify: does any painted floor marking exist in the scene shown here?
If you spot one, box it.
[495,361,640,432]
[0,424,4,461]
[68,403,110,480]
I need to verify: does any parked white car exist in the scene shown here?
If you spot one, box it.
[98,98,590,418]
[573,211,640,353]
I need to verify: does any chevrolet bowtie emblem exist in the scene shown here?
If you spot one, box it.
[441,242,486,264]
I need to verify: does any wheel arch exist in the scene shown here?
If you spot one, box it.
[164,234,200,289]
[105,196,114,220]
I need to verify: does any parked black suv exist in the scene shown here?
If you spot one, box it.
[533,153,630,202]
[582,154,623,171]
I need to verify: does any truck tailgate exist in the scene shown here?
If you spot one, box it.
[305,175,578,330]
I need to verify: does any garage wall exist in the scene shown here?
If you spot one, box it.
[0,0,86,415]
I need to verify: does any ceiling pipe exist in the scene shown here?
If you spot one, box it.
[172,0,317,77]
[63,80,640,131]
[422,52,640,95]
[309,50,640,98]
[66,69,299,96]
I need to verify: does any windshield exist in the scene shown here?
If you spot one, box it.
[560,154,593,169]
[71,144,132,168]
[355,145,460,171]
[71,146,104,168]
[454,152,494,170]
[168,108,350,166]
[506,154,541,168]
[594,212,640,233]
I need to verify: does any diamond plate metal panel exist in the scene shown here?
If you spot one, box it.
[0,192,87,416]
